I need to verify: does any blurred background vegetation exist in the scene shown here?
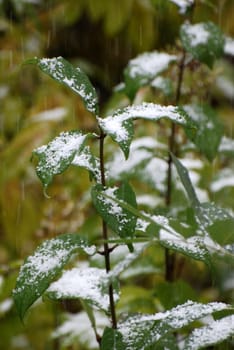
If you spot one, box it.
[0,0,234,349]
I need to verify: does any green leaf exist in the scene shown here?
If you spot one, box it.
[101,327,126,350]
[46,266,118,312]
[208,218,234,246]
[33,131,88,188]
[99,103,195,158]
[124,51,177,100]
[170,154,234,245]
[184,315,234,350]
[156,280,197,309]
[184,104,223,161]
[119,301,232,350]
[99,191,234,264]
[27,56,99,115]
[180,21,224,68]
[13,234,94,320]
[171,153,200,207]
[197,202,233,227]
[91,182,137,251]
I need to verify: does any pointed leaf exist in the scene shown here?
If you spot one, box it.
[33,131,88,188]
[166,155,234,247]
[46,266,118,312]
[171,153,200,207]
[99,103,195,158]
[92,182,137,251]
[101,327,126,350]
[184,104,223,161]
[13,234,94,320]
[180,21,224,68]
[185,315,234,350]
[124,51,177,100]
[27,57,99,114]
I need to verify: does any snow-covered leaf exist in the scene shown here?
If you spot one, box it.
[47,266,118,312]
[108,243,148,283]
[184,104,223,161]
[119,301,232,350]
[180,22,224,68]
[101,327,126,350]
[184,314,234,349]
[107,137,167,192]
[72,146,101,183]
[13,234,94,320]
[33,131,88,188]
[52,311,109,349]
[27,56,98,114]
[159,230,209,263]
[124,51,177,99]
[92,182,137,251]
[99,103,195,158]
[168,0,194,14]
[197,203,234,245]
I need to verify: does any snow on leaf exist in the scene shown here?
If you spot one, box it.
[27,57,98,114]
[34,131,88,188]
[99,103,194,158]
[196,202,233,228]
[184,104,223,161]
[180,22,224,68]
[159,230,209,262]
[119,301,231,350]
[185,315,234,350]
[92,183,137,252]
[72,146,101,183]
[124,51,177,99]
[107,136,166,186]
[168,0,194,14]
[107,243,148,282]
[52,311,109,349]
[47,266,118,312]
[13,234,94,320]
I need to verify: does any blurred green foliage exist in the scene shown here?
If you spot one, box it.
[0,0,234,349]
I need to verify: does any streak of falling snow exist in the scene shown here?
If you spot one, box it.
[47,30,51,49]
[139,25,143,47]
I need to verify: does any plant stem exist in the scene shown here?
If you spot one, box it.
[99,128,117,329]
[165,49,186,282]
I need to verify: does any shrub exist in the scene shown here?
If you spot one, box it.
[13,1,234,349]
